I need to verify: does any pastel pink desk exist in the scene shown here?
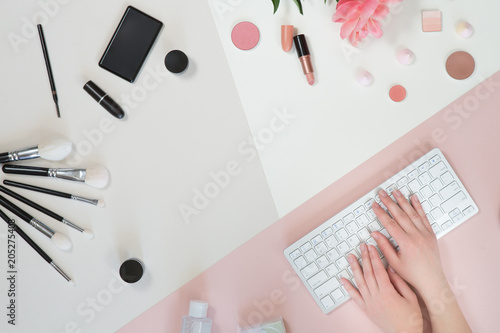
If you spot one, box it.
[119,72,500,332]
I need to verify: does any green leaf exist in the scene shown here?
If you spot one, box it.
[293,0,303,14]
[271,0,280,14]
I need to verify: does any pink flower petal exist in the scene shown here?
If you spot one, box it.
[366,19,383,38]
[371,5,389,21]
[332,1,360,22]
[380,0,402,4]
[340,17,360,39]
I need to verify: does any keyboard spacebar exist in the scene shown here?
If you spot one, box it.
[441,191,467,213]
[314,278,340,299]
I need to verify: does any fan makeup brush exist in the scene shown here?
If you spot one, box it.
[0,194,72,251]
[0,138,72,163]
[2,165,110,189]
[0,209,74,285]
[0,185,94,239]
[3,180,105,207]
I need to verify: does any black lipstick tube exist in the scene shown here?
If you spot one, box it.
[83,80,125,119]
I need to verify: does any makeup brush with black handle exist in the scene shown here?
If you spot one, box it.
[0,138,72,164]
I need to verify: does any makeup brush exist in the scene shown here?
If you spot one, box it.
[0,209,74,285]
[0,194,72,251]
[2,164,110,189]
[3,180,105,207]
[0,138,72,164]
[0,185,94,239]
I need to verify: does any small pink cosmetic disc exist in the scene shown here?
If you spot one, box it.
[231,21,260,50]
[389,85,407,102]
[446,51,475,80]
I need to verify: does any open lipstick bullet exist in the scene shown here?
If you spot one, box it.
[293,34,315,86]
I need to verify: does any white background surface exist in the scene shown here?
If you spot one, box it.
[0,1,278,332]
[207,0,500,216]
[1,0,499,332]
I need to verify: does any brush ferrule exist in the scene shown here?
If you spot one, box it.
[30,218,55,238]
[49,168,86,182]
[62,218,84,233]
[71,195,98,206]
[8,146,40,161]
[50,261,72,282]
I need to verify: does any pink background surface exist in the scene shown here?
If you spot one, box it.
[118,71,500,333]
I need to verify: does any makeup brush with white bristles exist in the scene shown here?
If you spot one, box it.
[2,164,110,189]
[0,138,72,163]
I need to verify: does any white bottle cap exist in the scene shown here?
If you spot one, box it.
[189,300,209,318]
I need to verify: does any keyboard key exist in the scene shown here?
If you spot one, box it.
[430,178,444,192]
[308,271,328,288]
[347,235,360,248]
[305,249,318,262]
[327,248,341,261]
[420,185,433,199]
[408,179,421,192]
[356,214,369,226]
[343,213,354,223]
[332,288,345,303]
[322,227,333,238]
[419,162,430,172]
[311,235,323,245]
[399,186,411,198]
[301,262,319,279]
[336,228,349,241]
[426,213,433,222]
[463,206,475,217]
[366,237,377,246]
[441,220,452,231]
[346,221,358,234]
[430,207,444,220]
[418,172,432,185]
[321,295,335,310]
[353,206,365,216]
[429,162,447,178]
[337,242,350,254]
[337,269,350,280]
[300,242,312,252]
[326,263,339,276]
[315,242,328,255]
[429,194,442,207]
[336,257,349,269]
[347,249,359,260]
[380,229,390,239]
[364,199,375,209]
[294,256,307,269]
[289,249,301,260]
[358,227,370,240]
[449,208,461,219]
[429,154,441,165]
[421,200,431,213]
[441,171,454,184]
[386,184,396,196]
[452,213,465,224]
[431,223,441,234]
[397,176,408,187]
[440,182,460,201]
[366,209,376,220]
[368,220,381,232]
[325,235,338,248]
[407,169,418,179]
[333,220,344,231]
[441,191,467,213]
[315,277,340,298]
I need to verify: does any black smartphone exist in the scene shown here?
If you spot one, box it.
[99,6,163,82]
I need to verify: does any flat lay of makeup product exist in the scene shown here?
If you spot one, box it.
[0,138,72,163]
[2,164,110,189]
[0,194,72,251]
[84,80,125,119]
[293,34,315,86]
[3,179,105,207]
[0,185,94,239]
[0,209,74,285]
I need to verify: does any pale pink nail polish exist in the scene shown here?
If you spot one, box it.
[413,194,419,202]
[394,189,402,197]
[380,190,388,197]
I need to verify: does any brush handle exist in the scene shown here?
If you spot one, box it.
[0,153,10,163]
[0,194,33,222]
[0,185,64,222]
[2,165,50,176]
[3,180,72,199]
[0,209,52,263]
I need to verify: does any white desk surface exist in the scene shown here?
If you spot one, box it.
[0,0,499,332]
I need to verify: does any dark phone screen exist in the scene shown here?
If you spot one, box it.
[99,6,163,82]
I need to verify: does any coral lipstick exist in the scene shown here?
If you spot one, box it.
[293,34,315,85]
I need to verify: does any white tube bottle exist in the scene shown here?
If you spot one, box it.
[181,300,212,333]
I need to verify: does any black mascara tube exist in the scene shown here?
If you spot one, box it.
[83,80,125,119]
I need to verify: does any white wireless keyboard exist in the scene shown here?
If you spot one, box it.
[284,148,478,314]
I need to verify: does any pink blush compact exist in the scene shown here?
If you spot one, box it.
[231,21,260,51]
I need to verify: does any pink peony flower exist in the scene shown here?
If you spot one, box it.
[332,0,402,46]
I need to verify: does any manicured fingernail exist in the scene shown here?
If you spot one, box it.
[380,190,388,197]
[372,201,380,209]
[371,232,379,240]
[360,243,367,251]
[340,279,346,286]
[368,245,375,253]
[389,266,395,273]
[348,255,355,263]
[413,194,419,202]
[394,189,402,197]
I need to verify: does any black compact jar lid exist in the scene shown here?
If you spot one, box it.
[119,258,144,283]
[165,50,189,73]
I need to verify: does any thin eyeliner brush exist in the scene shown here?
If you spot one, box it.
[0,208,74,285]
[37,24,60,118]
[0,185,94,239]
